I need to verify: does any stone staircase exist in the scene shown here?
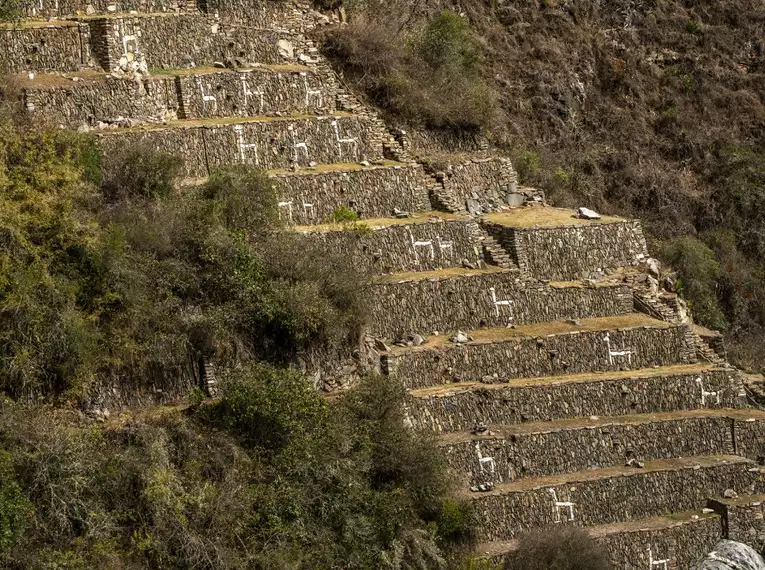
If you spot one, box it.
[9,0,765,566]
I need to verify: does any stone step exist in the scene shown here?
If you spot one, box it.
[406,364,747,432]
[370,271,635,340]
[478,509,723,570]
[708,493,765,552]
[270,161,432,226]
[383,314,696,390]
[438,409,765,487]
[294,213,484,275]
[481,206,648,281]
[467,454,759,542]
[95,112,391,177]
[1,13,311,74]
[20,64,340,128]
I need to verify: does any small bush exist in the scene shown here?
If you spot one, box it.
[508,526,613,570]
[0,0,22,22]
[331,204,360,223]
[101,144,182,202]
[514,149,541,182]
[658,236,728,331]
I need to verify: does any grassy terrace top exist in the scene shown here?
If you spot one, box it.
[461,454,749,497]
[13,64,315,88]
[409,363,718,397]
[294,211,467,232]
[476,510,720,557]
[375,266,514,283]
[93,111,355,133]
[484,206,627,228]
[389,313,672,354]
[438,408,765,444]
[0,19,80,29]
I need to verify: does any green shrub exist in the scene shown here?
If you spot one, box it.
[507,526,613,570]
[658,236,728,331]
[0,0,22,22]
[101,144,182,202]
[514,149,541,182]
[330,204,360,223]
[0,450,32,554]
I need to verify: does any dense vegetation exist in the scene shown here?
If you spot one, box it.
[322,0,765,370]
[0,98,365,401]
[507,527,613,570]
[0,95,484,567]
[0,370,477,569]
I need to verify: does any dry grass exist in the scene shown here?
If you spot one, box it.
[483,206,625,228]
[269,159,406,175]
[438,408,765,444]
[391,313,671,354]
[410,363,715,397]
[376,265,511,283]
[294,211,467,232]
[465,454,745,497]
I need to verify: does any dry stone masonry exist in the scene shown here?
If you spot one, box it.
[12,0,765,565]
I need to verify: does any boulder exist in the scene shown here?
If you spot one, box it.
[577,207,601,219]
[694,540,765,569]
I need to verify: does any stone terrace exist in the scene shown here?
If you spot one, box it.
[10,0,765,565]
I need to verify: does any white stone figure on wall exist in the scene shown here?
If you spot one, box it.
[302,198,315,220]
[331,119,358,161]
[549,488,575,523]
[489,287,514,318]
[648,546,670,570]
[234,125,259,165]
[196,77,218,114]
[696,376,720,406]
[118,19,139,61]
[603,332,633,366]
[301,72,323,109]
[407,227,434,264]
[437,235,454,260]
[474,442,496,476]
[277,200,293,223]
[288,124,309,166]
[240,73,264,115]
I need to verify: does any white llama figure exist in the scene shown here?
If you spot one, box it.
[301,72,323,108]
[240,75,264,114]
[603,332,633,365]
[277,201,293,223]
[474,442,496,476]
[489,287,514,318]
[695,376,720,406]
[196,77,218,114]
[287,125,309,165]
[437,235,454,259]
[302,199,315,221]
[648,546,670,570]
[331,119,358,160]
[549,488,575,523]
[407,227,434,264]
[234,125,259,165]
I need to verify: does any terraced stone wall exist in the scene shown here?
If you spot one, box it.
[96,115,387,176]
[445,158,521,213]
[18,0,193,19]
[205,0,312,29]
[272,165,431,225]
[0,23,91,73]
[24,75,177,126]
[177,68,338,119]
[730,416,765,460]
[305,219,483,275]
[710,497,765,552]
[90,15,303,70]
[597,516,723,570]
[444,416,736,486]
[474,460,757,541]
[485,219,648,281]
[406,369,742,432]
[386,324,694,389]
[369,275,633,339]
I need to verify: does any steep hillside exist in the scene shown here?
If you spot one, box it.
[322,0,765,368]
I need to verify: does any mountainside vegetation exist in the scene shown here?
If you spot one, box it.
[321,0,765,370]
